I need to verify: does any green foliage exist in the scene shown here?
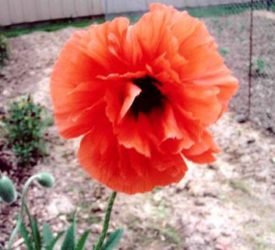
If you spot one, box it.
[75,230,90,250]
[2,96,46,166]
[1,17,104,38]
[18,207,65,250]
[5,174,123,250]
[0,33,9,66]
[42,223,54,246]
[61,217,91,250]
[19,221,35,250]
[14,208,122,250]
[61,218,76,250]
[253,58,267,75]
[102,229,124,250]
[220,47,229,57]
[161,226,181,245]
[19,214,91,250]
[45,232,64,250]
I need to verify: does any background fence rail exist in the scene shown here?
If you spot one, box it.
[0,0,252,26]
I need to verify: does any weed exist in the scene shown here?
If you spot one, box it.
[161,225,181,245]
[252,57,269,77]
[229,179,251,194]
[255,58,266,74]
[0,33,9,66]
[2,96,46,166]
[220,47,229,57]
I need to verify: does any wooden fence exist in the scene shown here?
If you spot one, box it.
[0,0,251,26]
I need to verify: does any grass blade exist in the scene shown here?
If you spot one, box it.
[102,229,124,250]
[42,223,54,247]
[46,231,64,250]
[19,222,34,250]
[61,218,76,250]
[75,230,90,250]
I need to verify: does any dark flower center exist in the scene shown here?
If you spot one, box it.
[130,76,165,116]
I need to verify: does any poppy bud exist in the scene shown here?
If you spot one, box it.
[0,176,17,204]
[36,173,54,188]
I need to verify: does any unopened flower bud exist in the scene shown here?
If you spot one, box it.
[36,173,54,188]
[0,176,17,204]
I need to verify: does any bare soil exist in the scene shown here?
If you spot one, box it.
[205,11,275,132]
[1,11,275,250]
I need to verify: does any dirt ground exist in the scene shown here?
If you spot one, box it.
[205,11,275,132]
[1,11,275,250]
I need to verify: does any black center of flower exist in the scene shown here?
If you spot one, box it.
[130,76,165,116]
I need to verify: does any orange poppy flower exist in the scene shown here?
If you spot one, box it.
[51,3,238,194]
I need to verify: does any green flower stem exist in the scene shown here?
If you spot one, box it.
[94,191,117,250]
[7,175,38,250]
[20,175,38,214]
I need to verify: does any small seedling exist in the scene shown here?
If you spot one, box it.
[220,47,229,57]
[0,33,9,66]
[252,57,269,77]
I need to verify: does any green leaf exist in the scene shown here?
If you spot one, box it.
[19,222,34,250]
[30,216,41,249]
[102,229,124,250]
[42,223,54,247]
[75,230,90,250]
[23,203,41,249]
[61,218,76,250]
[7,215,22,250]
[46,231,64,250]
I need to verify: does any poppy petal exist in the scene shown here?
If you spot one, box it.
[51,3,239,194]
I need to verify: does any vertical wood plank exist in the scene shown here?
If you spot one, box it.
[36,0,51,21]
[84,0,93,16]
[61,0,74,19]
[73,0,89,17]
[106,0,147,14]
[126,0,147,12]
[91,0,104,15]
[0,0,11,25]
[21,0,38,22]
[48,0,64,19]
[8,0,24,24]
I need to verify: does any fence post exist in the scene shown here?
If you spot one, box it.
[248,0,254,119]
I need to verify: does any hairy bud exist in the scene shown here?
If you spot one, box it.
[0,176,17,204]
[36,173,54,188]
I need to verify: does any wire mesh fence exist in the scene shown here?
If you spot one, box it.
[249,1,275,132]
[105,0,275,133]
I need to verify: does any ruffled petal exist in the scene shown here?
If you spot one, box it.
[185,150,216,164]
[194,70,239,110]
[182,130,220,164]
[83,17,132,73]
[78,126,188,194]
[55,100,105,138]
[114,113,152,157]
[104,73,146,124]
[51,34,104,109]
